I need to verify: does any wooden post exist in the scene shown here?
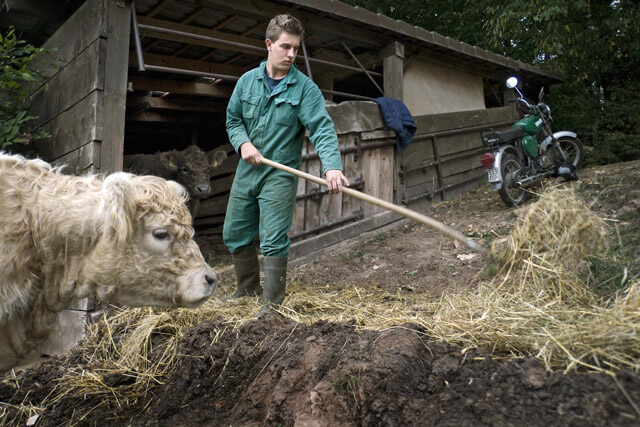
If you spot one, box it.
[382,41,404,101]
[381,41,405,204]
[100,0,132,172]
[316,72,334,102]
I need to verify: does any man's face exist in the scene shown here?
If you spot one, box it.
[266,31,301,77]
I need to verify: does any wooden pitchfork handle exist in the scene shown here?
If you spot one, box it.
[261,157,486,253]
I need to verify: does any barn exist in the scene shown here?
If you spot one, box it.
[1,0,560,358]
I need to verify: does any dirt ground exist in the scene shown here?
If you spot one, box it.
[2,160,640,426]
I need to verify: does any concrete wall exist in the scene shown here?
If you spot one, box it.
[403,59,485,116]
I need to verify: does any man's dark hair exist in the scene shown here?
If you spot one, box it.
[266,14,304,42]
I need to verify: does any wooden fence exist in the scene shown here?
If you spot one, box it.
[193,102,518,260]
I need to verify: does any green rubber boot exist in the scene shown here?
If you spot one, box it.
[261,256,287,311]
[230,246,261,298]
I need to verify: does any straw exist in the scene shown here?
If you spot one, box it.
[5,185,639,424]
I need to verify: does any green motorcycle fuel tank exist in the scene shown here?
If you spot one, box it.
[513,115,543,158]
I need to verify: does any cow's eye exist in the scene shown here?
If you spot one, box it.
[181,167,189,173]
[152,228,171,240]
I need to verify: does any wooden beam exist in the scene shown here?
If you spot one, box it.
[135,16,382,77]
[211,14,239,31]
[137,15,266,57]
[128,76,232,97]
[126,96,227,113]
[197,0,386,49]
[101,0,131,173]
[146,0,173,17]
[242,22,265,37]
[127,111,197,123]
[181,7,207,25]
[130,51,246,78]
[383,41,404,100]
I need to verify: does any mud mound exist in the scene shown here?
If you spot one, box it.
[133,313,640,426]
[5,313,638,426]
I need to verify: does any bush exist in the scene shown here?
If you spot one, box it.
[0,27,50,153]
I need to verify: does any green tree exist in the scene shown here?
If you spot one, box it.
[344,0,640,164]
[0,27,49,153]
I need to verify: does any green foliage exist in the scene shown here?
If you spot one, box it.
[0,27,50,152]
[343,0,640,165]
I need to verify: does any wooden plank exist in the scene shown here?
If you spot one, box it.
[33,0,106,76]
[127,111,198,123]
[194,214,225,228]
[211,152,239,177]
[414,106,514,135]
[34,91,100,163]
[197,193,230,217]
[362,146,381,217]
[290,139,308,236]
[198,0,383,49]
[209,174,234,197]
[435,132,482,157]
[137,15,266,56]
[126,96,227,113]
[400,139,434,169]
[304,144,322,232]
[383,41,404,100]
[30,38,104,128]
[404,165,440,190]
[289,210,402,261]
[318,168,343,228]
[50,143,98,175]
[341,134,362,219]
[130,51,246,78]
[378,144,394,204]
[359,129,395,140]
[99,0,132,173]
[128,76,233,97]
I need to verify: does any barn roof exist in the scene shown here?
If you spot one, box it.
[1,0,561,101]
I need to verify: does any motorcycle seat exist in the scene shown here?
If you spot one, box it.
[482,126,526,146]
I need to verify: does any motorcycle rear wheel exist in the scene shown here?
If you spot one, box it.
[498,152,529,207]
[556,136,584,168]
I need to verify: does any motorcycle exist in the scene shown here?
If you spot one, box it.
[480,76,584,206]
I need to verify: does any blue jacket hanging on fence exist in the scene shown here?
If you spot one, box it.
[374,97,417,153]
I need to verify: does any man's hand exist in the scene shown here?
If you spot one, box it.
[239,142,263,165]
[325,169,349,194]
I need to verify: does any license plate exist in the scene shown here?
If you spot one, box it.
[487,167,501,182]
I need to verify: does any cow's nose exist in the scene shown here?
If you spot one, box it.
[205,274,217,286]
[197,184,211,194]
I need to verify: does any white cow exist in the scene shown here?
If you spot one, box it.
[0,153,217,370]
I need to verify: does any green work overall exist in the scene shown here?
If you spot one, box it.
[223,60,343,257]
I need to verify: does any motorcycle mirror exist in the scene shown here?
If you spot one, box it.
[506,76,519,89]
[538,86,544,101]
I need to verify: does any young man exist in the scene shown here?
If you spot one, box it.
[223,14,349,311]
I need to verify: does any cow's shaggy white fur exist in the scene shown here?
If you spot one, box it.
[0,153,217,370]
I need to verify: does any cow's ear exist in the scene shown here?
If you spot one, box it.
[102,172,136,245]
[167,180,189,200]
[159,152,178,171]
[208,149,227,168]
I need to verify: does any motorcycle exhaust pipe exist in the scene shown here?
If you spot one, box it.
[516,171,554,187]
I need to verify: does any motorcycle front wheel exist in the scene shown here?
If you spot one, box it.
[556,136,584,168]
[498,151,529,207]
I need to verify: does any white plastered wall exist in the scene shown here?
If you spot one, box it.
[403,58,486,116]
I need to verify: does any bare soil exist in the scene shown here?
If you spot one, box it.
[2,161,640,426]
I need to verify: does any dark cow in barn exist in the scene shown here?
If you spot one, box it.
[0,153,217,371]
[123,145,227,214]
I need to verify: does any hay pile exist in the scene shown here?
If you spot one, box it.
[4,186,639,423]
[424,186,640,374]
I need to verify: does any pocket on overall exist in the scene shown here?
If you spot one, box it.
[241,94,261,119]
[274,97,300,126]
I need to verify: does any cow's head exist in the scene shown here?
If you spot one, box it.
[160,145,215,200]
[88,173,216,308]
